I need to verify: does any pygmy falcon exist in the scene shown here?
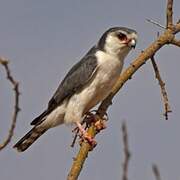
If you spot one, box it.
[14,27,137,152]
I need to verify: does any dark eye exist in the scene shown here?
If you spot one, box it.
[117,33,127,41]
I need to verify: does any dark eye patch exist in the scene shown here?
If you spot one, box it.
[117,33,127,41]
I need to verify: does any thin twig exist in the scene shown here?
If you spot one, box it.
[122,122,131,180]
[146,19,166,29]
[151,56,172,120]
[0,57,20,150]
[166,0,173,29]
[152,164,161,180]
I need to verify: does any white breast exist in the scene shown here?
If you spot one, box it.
[87,51,123,105]
[64,50,124,123]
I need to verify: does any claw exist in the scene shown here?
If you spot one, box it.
[76,122,97,146]
[83,132,97,146]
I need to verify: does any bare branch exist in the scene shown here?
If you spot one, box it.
[122,122,131,180]
[166,0,173,29]
[146,19,166,29]
[67,124,97,180]
[151,56,172,120]
[152,164,161,180]
[0,57,20,150]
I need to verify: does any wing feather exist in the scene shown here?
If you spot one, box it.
[31,47,98,125]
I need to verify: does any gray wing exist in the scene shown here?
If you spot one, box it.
[31,47,98,125]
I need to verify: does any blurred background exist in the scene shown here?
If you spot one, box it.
[0,0,180,179]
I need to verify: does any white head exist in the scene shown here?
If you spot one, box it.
[97,27,137,59]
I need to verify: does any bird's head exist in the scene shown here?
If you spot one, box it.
[98,27,137,59]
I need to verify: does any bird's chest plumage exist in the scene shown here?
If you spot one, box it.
[78,51,123,113]
[95,52,122,91]
[64,51,124,123]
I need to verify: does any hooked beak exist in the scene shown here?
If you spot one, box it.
[128,39,136,49]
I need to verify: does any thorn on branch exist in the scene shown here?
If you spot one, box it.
[151,56,172,120]
[122,122,131,180]
[0,57,20,150]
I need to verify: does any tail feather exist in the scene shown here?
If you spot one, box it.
[13,126,48,152]
[30,110,49,125]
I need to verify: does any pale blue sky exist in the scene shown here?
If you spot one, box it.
[0,0,180,180]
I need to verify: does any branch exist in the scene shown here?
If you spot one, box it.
[0,57,8,65]
[67,124,97,180]
[146,19,166,29]
[122,122,131,180]
[151,56,172,120]
[152,164,161,180]
[0,57,20,150]
[166,0,173,29]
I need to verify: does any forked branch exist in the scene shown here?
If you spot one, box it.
[151,56,172,120]
[0,57,20,150]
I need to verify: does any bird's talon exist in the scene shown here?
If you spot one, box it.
[83,133,97,145]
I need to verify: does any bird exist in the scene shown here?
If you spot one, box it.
[13,27,137,152]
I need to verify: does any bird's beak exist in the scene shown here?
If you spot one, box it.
[128,39,136,49]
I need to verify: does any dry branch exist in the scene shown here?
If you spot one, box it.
[67,0,180,179]
[151,56,172,120]
[122,122,131,180]
[146,19,166,29]
[67,124,97,180]
[166,0,173,29]
[0,57,20,150]
[152,164,161,180]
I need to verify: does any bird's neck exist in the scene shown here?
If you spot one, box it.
[105,47,130,63]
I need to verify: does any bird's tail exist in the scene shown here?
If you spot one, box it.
[13,125,48,152]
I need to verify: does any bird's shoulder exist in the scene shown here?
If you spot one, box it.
[47,46,99,110]
[31,46,99,125]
